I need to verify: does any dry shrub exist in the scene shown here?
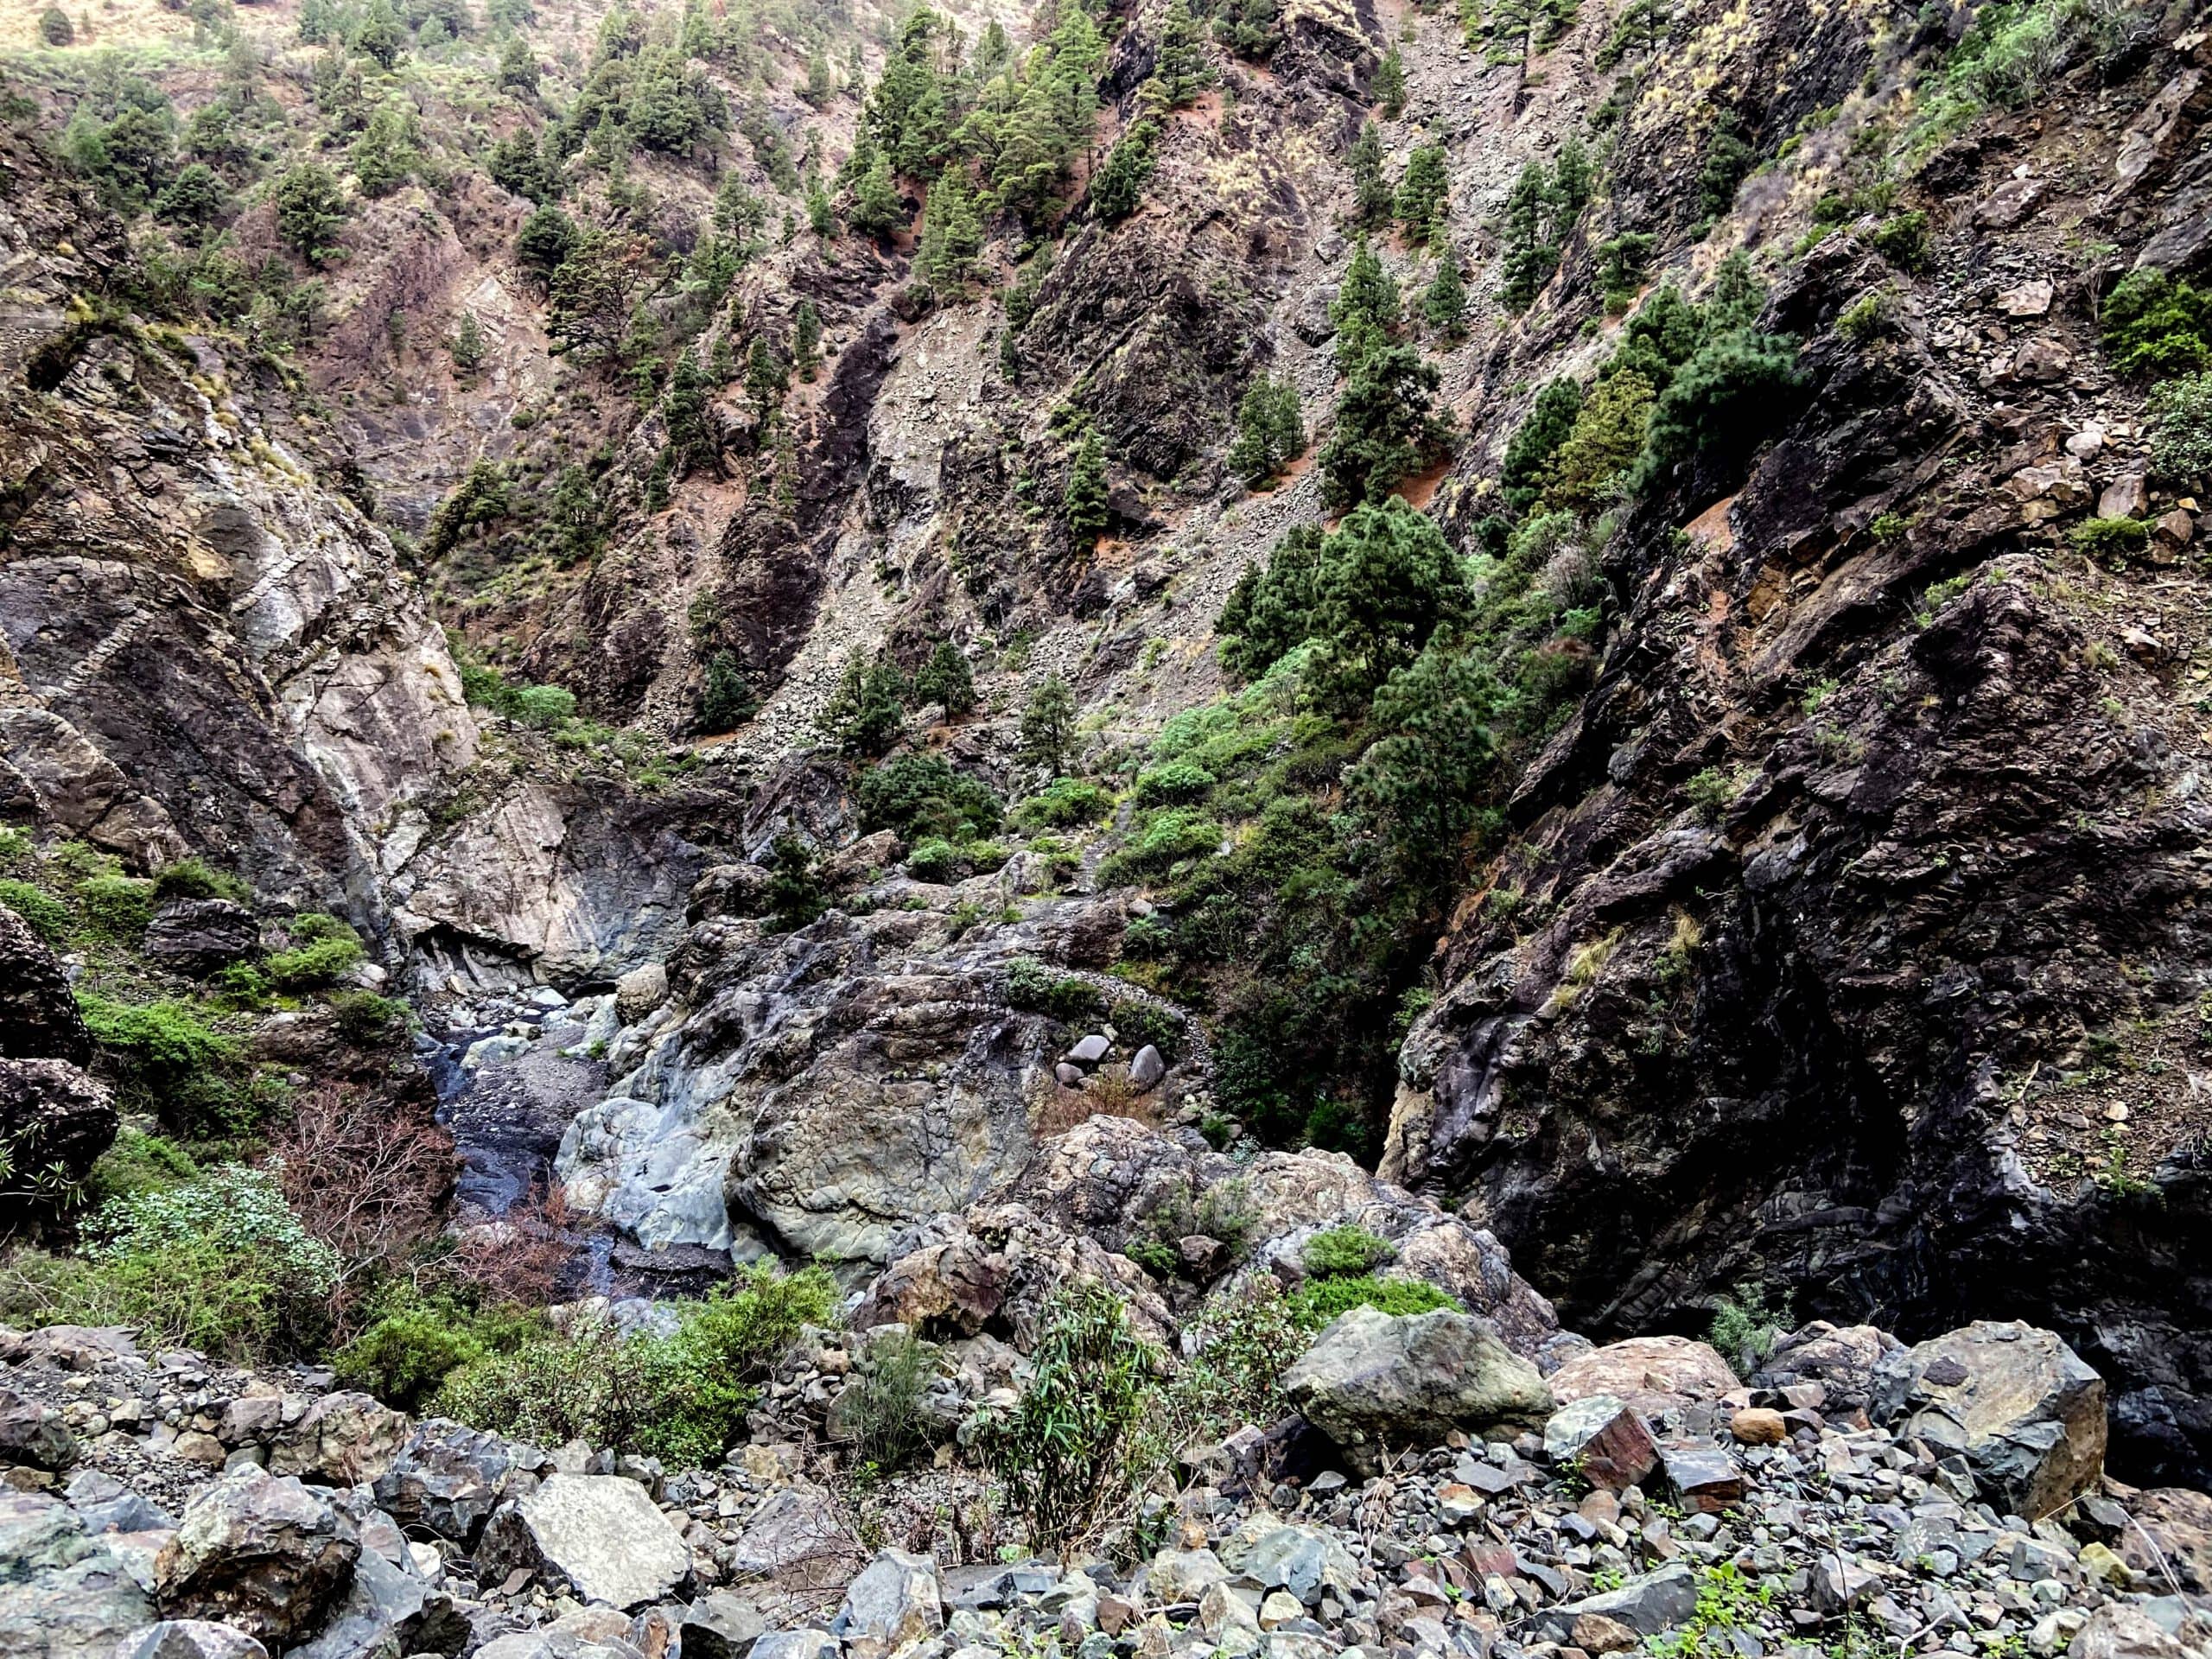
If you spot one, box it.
[441,1181,573,1306]
[269,1085,452,1281]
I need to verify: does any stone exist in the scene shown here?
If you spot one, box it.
[2121,1487,2212,1592]
[1810,1558,1880,1615]
[463,1033,531,1070]
[289,1541,469,1659]
[67,1471,172,1535]
[2065,1603,2197,1659]
[1572,1613,1642,1654]
[2152,508,2194,549]
[1656,1440,1745,1512]
[169,1433,226,1469]
[1996,278,2056,316]
[0,1388,76,1471]
[1871,1321,2106,1519]
[151,1467,359,1647]
[1753,1323,1902,1412]
[2013,339,2074,382]
[1128,1045,1166,1090]
[1281,1307,1553,1475]
[1144,1547,1230,1603]
[372,1420,519,1545]
[476,1475,690,1610]
[0,906,93,1066]
[0,1488,156,1659]
[748,1633,838,1659]
[1066,1034,1111,1066]
[836,1548,944,1654]
[268,1391,408,1487]
[142,900,259,976]
[1234,1523,1360,1608]
[614,963,670,1025]
[2098,472,2150,520]
[1547,1337,1738,1416]
[1054,1064,1084,1087]
[1730,1408,1788,1445]
[114,1622,271,1659]
[680,1592,768,1659]
[0,1058,117,1196]
[721,1486,850,1583]
[1543,1564,1698,1639]
[1542,1396,1658,1491]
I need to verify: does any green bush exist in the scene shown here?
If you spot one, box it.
[330,989,411,1046]
[842,1329,938,1473]
[2103,270,2211,378]
[1282,1273,1455,1332]
[1684,766,1738,824]
[1109,999,1184,1062]
[1709,1280,1795,1378]
[975,1281,1155,1551]
[1097,809,1223,884]
[2149,373,2212,487]
[0,880,70,946]
[857,754,1002,842]
[439,1263,836,1465]
[904,837,963,882]
[77,994,243,1120]
[1132,763,1217,806]
[335,1300,539,1412]
[1637,328,1806,486]
[265,935,365,990]
[1006,957,1107,1025]
[74,875,154,938]
[153,858,251,903]
[1010,778,1112,830]
[85,1128,199,1205]
[2069,516,2150,560]
[1868,211,1930,274]
[1302,1224,1396,1277]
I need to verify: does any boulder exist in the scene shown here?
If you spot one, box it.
[2065,1603,2202,1659]
[836,1548,943,1655]
[1128,1045,1166,1090]
[0,1489,156,1659]
[1546,1336,1738,1416]
[721,1486,852,1586]
[268,1392,408,1487]
[66,1471,174,1535]
[1537,1563,1698,1641]
[477,1474,690,1610]
[613,963,670,1025]
[1753,1322,1904,1412]
[372,1420,519,1545]
[1223,1522,1360,1608]
[288,1541,469,1659]
[1541,1396,1657,1491]
[1872,1321,2106,1519]
[0,904,92,1065]
[2120,1487,2212,1592]
[0,1386,77,1471]
[747,1634,837,1659]
[114,1624,270,1659]
[477,1630,649,1659]
[0,1058,118,1197]
[151,1467,359,1647]
[1280,1307,1553,1475]
[142,900,259,976]
[677,1592,768,1659]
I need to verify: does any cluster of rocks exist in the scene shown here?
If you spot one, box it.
[0,907,118,1201]
[8,1287,2209,1659]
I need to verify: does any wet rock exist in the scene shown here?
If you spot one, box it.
[1872,1322,2107,1519]
[151,1467,359,1647]
[477,1474,690,1610]
[372,1420,519,1545]
[1281,1306,1553,1474]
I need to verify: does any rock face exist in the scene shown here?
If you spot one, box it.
[1281,1307,1554,1473]
[476,1475,690,1610]
[152,1469,359,1646]
[1872,1321,2108,1520]
[0,908,117,1205]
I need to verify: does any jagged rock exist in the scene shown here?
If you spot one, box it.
[0,1488,156,1659]
[1753,1323,1903,1412]
[2120,1488,2212,1591]
[1224,1522,1360,1608]
[1280,1306,1553,1474]
[836,1548,944,1654]
[1142,1547,1231,1603]
[1657,1440,1745,1511]
[114,1622,270,1659]
[477,1474,690,1610]
[268,1392,409,1488]
[1872,1322,2107,1519]
[614,963,670,1024]
[372,1420,520,1545]
[1542,1396,1657,1490]
[0,1385,77,1471]
[151,1467,359,1647]
[677,1592,767,1659]
[747,1633,836,1659]
[0,906,92,1066]
[721,1486,851,1586]
[688,864,774,923]
[142,900,259,976]
[0,1058,118,1199]
[288,1541,468,1659]
[2065,1603,2202,1659]
[476,1630,648,1659]
[1539,1564,1699,1640]
[1547,1337,1738,1416]
[67,1471,173,1535]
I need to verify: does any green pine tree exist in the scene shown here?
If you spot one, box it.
[1395,141,1451,243]
[1154,0,1218,108]
[1421,251,1467,338]
[1372,46,1406,118]
[1019,672,1078,773]
[1497,161,1557,313]
[1065,427,1109,547]
[793,302,822,383]
[912,641,976,715]
[1348,123,1393,228]
[449,310,486,372]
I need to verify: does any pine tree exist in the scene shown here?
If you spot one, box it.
[848,149,906,238]
[1421,251,1467,338]
[745,336,788,424]
[1372,46,1406,118]
[1227,376,1305,487]
[350,97,420,197]
[1395,141,1451,242]
[819,650,906,755]
[1065,427,1109,547]
[793,302,822,383]
[1541,368,1654,509]
[550,464,601,563]
[1501,377,1582,511]
[1317,339,1452,512]
[804,47,832,107]
[498,35,538,92]
[1020,672,1077,773]
[353,0,405,69]
[664,347,716,472]
[919,166,982,289]
[274,162,349,266]
[1484,0,1541,66]
[1154,0,1217,108]
[1089,118,1158,223]
[1347,123,1393,228]
[449,310,486,372]
[1497,161,1557,313]
[1332,234,1402,366]
[699,652,758,730]
[912,641,976,715]
[1549,134,1592,224]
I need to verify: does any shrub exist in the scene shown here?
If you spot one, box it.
[1685,766,1738,824]
[77,995,243,1123]
[1709,1280,1794,1378]
[1869,211,1930,274]
[2102,270,2211,378]
[904,837,963,882]
[329,989,411,1046]
[764,836,826,932]
[511,683,579,729]
[843,1329,938,1473]
[0,880,69,945]
[334,1305,495,1411]
[975,1281,1156,1550]
[74,875,155,938]
[85,1128,199,1205]
[438,1262,835,1464]
[1837,290,1891,343]
[1302,1224,1396,1277]
[1637,328,1806,487]
[1132,763,1217,806]
[265,935,365,990]
[857,754,1002,842]
[1011,778,1113,830]
[2149,373,2212,487]
[1283,1273,1455,1332]
[1006,957,1107,1025]
[1109,999,1184,1062]
[1128,1285,1302,1484]
[2069,517,2150,560]
[1098,809,1223,884]
[153,857,251,902]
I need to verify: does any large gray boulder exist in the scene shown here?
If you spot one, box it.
[151,1467,359,1647]
[372,1420,520,1545]
[0,1385,77,1471]
[269,1392,409,1488]
[116,1623,270,1659]
[1872,1320,2106,1520]
[835,1548,943,1656]
[476,1474,689,1610]
[1280,1306,1554,1474]
[142,899,259,977]
[0,1489,156,1659]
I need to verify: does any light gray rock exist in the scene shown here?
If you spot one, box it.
[1872,1321,2106,1520]
[66,1471,173,1535]
[614,963,669,1025]
[462,1034,531,1071]
[836,1548,944,1653]
[0,1489,156,1659]
[1065,1034,1111,1065]
[1128,1045,1165,1090]
[268,1392,408,1487]
[677,1592,768,1659]
[722,1486,851,1584]
[476,1474,689,1610]
[372,1420,519,1545]
[1281,1306,1554,1474]
[113,1622,270,1659]
[748,1632,837,1659]
[1231,1525,1360,1609]
[1540,1564,1699,1639]
[151,1467,359,1647]
[556,1095,736,1252]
